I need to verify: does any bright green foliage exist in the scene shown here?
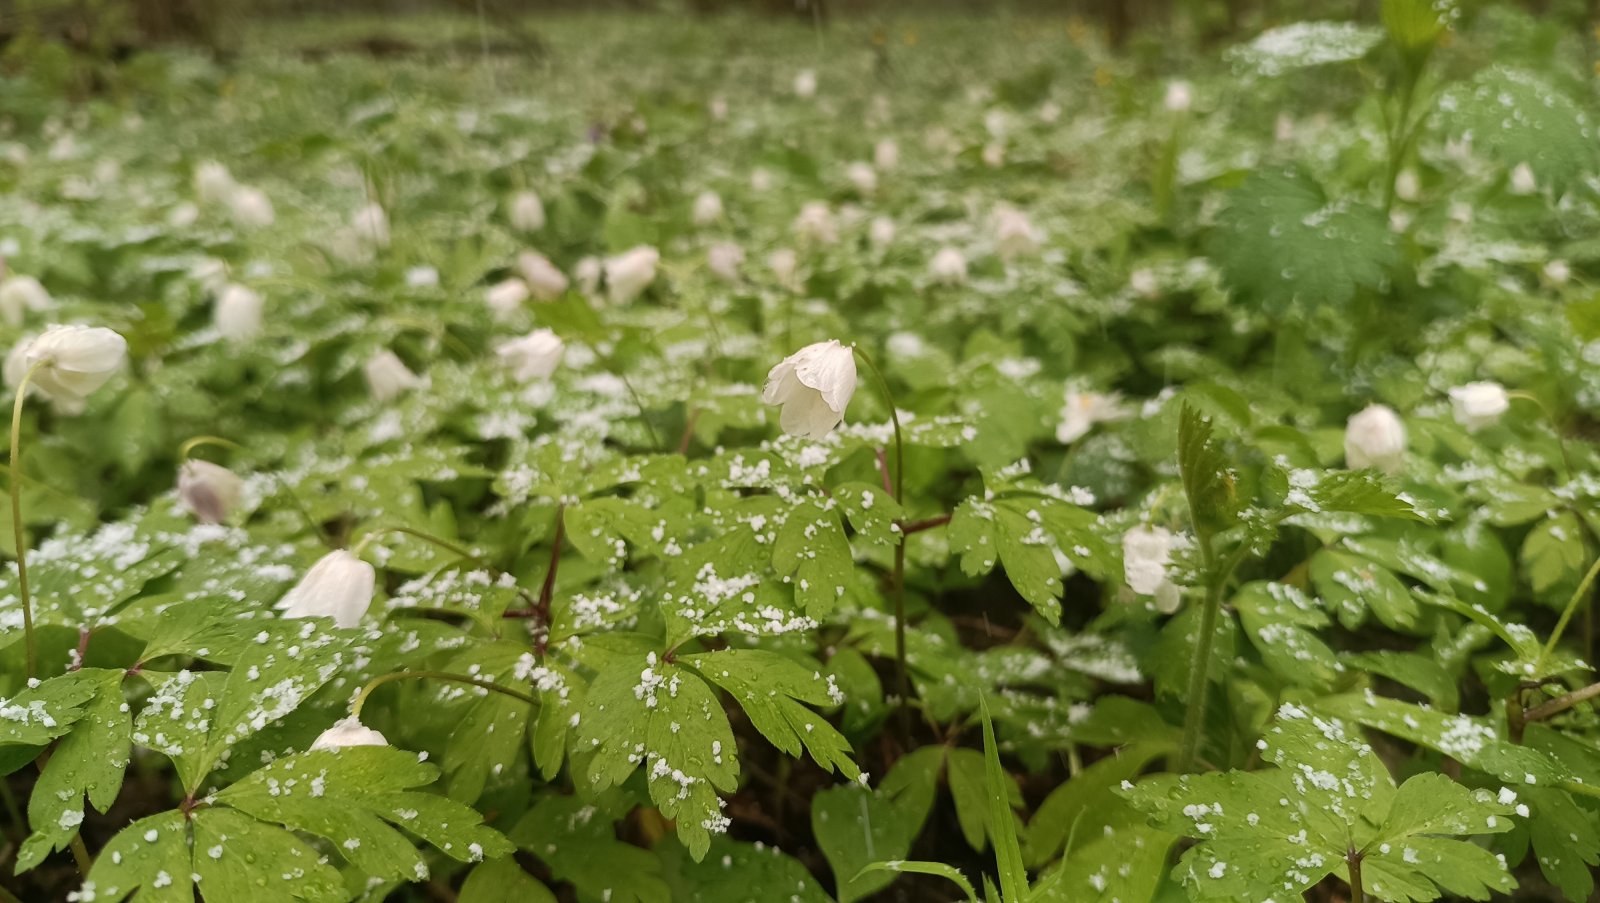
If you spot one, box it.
[1126,706,1518,901]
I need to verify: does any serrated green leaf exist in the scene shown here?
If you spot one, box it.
[458,857,558,903]
[509,795,668,903]
[685,648,859,780]
[18,669,129,873]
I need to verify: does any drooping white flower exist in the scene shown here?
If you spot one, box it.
[846,162,878,195]
[981,142,1006,168]
[762,340,858,440]
[1449,381,1510,433]
[1543,259,1571,286]
[1057,389,1127,444]
[707,242,744,282]
[874,138,899,172]
[310,716,388,751]
[1129,268,1160,298]
[168,201,200,228]
[0,275,52,326]
[1164,80,1193,113]
[869,216,896,248]
[1509,162,1537,196]
[227,185,275,229]
[1274,112,1295,143]
[793,202,838,245]
[929,247,967,285]
[509,190,546,232]
[214,283,263,342]
[517,252,569,300]
[605,246,660,304]
[364,350,425,402]
[692,191,724,226]
[1038,101,1062,124]
[991,206,1041,259]
[574,256,603,295]
[485,278,531,320]
[708,96,729,121]
[1123,525,1181,613]
[405,266,439,288]
[750,167,775,193]
[23,325,127,402]
[194,161,237,205]
[769,248,799,289]
[178,459,244,525]
[497,328,565,382]
[793,69,818,98]
[1345,403,1406,473]
[351,202,390,249]
[1394,169,1420,203]
[278,550,375,629]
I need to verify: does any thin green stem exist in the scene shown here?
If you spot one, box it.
[854,345,910,745]
[10,362,42,680]
[68,833,91,874]
[1506,391,1574,479]
[1521,680,1600,726]
[350,670,538,719]
[1541,555,1600,667]
[0,882,22,903]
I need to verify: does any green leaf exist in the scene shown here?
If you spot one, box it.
[982,698,1028,903]
[834,481,904,547]
[1033,822,1175,903]
[772,499,855,618]
[656,834,833,903]
[813,749,939,903]
[78,811,193,903]
[947,746,1020,854]
[1025,744,1167,867]
[1522,785,1600,900]
[1440,67,1600,191]
[1344,650,1459,711]
[458,858,558,903]
[1521,511,1587,595]
[1311,550,1419,630]
[1177,404,1236,539]
[130,670,227,795]
[1316,693,1569,786]
[685,648,859,780]
[1226,22,1384,76]
[191,808,347,902]
[510,795,668,903]
[1233,581,1341,690]
[574,650,738,860]
[856,860,978,903]
[18,669,130,872]
[0,669,103,747]
[1211,166,1397,312]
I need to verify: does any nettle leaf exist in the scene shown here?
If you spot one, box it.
[1280,468,1428,522]
[1226,21,1384,77]
[1439,66,1600,190]
[573,649,738,860]
[510,795,669,903]
[1311,550,1419,631]
[1210,166,1397,312]
[1125,704,1517,902]
[1414,590,1588,681]
[1177,404,1237,538]
[216,746,512,882]
[685,648,859,780]
[18,669,130,872]
[1520,510,1587,595]
[772,497,855,618]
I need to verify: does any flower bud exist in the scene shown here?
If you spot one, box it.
[509,190,546,232]
[310,715,388,751]
[178,459,244,525]
[1509,162,1537,196]
[485,278,531,320]
[0,275,52,326]
[214,283,263,342]
[692,191,724,226]
[574,257,603,295]
[1123,525,1181,613]
[869,217,896,248]
[991,206,1041,259]
[497,328,565,382]
[227,186,275,229]
[793,69,817,99]
[23,324,127,402]
[405,266,439,288]
[750,168,774,193]
[873,139,899,172]
[364,350,425,402]
[793,202,838,245]
[1164,80,1192,113]
[929,247,967,285]
[351,202,390,249]
[846,162,878,196]
[1448,381,1509,433]
[278,550,375,629]
[769,248,799,288]
[517,252,569,300]
[1345,403,1406,473]
[604,246,660,304]
[707,242,744,282]
[194,161,237,205]
[762,340,857,440]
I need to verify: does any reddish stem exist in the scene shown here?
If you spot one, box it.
[532,506,565,656]
[874,447,893,496]
[900,514,952,535]
[677,407,701,455]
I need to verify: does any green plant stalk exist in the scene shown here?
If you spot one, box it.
[1521,680,1600,726]
[1176,541,1250,773]
[1541,555,1600,667]
[1348,851,1365,903]
[10,362,43,680]
[854,346,911,743]
[350,670,539,719]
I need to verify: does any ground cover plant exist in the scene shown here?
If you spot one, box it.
[2,1,1600,900]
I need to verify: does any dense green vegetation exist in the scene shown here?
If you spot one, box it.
[2,4,1600,901]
